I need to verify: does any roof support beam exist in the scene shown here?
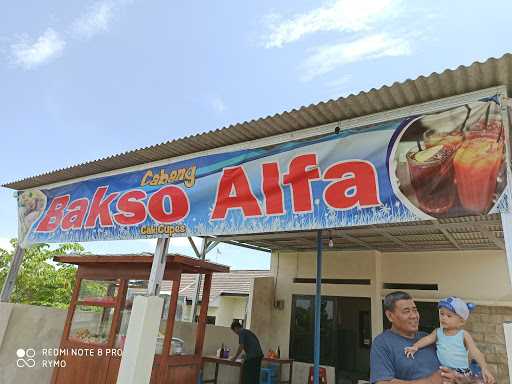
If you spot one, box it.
[220,240,271,253]
[0,245,25,302]
[333,230,375,250]
[188,237,202,258]
[370,226,410,249]
[206,241,220,254]
[217,232,317,242]
[190,238,209,323]
[430,221,461,250]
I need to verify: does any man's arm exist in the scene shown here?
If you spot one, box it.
[376,368,482,384]
[376,370,442,384]
[370,336,442,384]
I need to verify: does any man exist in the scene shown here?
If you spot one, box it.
[370,291,480,384]
[230,320,264,384]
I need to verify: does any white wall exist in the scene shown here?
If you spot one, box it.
[181,302,218,322]
[0,303,249,384]
[247,277,274,353]
[268,250,381,359]
[180,296,248,327]
[214,296,248,327]
[381,250,512,303]
[0,303,67,384]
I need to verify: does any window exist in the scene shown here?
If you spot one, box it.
[289,295,336,365]
[382,300,439,334]
[115,280,193,356]
[233,318,245,327]
[194,315,216,325]
[207,316,216,325]
[69,279,119,345]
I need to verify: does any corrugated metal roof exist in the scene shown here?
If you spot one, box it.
[5,53,512,190]
[222,213,505,252]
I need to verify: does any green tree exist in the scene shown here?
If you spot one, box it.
[0,239,85,308]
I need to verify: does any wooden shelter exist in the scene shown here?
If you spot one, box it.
[50,254,229,384]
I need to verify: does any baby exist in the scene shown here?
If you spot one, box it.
[404,297,495,384]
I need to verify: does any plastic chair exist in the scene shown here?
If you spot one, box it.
[260,367,275,384]
[308,366,327,384]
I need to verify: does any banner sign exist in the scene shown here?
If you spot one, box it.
[18,96,511,245]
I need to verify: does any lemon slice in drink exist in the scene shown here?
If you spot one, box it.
[414,145,443,162]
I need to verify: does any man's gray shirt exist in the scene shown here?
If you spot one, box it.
[239,329,263,359]
[370,330,440,383]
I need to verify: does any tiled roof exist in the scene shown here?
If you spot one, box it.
[161,269,271,301]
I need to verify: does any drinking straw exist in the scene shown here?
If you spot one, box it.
[485,102,491,128]
[416,134,422,151]
[461,105,471,132]
[497,123,503,143]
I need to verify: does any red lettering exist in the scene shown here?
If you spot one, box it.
[211,166,262,220]
[261,163,284,215]
[148,186,189,223]
[114,190,147,225]
[35,195,70,232]
[323,161,381,210]
[62,198,89,230]
[84,186,119,228]
[283,154,320,213]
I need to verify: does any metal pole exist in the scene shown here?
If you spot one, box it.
[504,321,512,383]
[0,245,25,302]
[147,237,170,296]
[190,237,208,322]
[314,230,322,384]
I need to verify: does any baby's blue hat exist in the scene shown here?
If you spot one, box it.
[438,297,476,321]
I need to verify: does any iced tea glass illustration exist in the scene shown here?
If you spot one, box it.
[406,144,457,214]
[423,129,463,149]
[453,137,504,214]
[466,118,503,140]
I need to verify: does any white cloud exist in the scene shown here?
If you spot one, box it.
[71,1,116,39]
[263,0,400,48]
[10,28,66,70]
[301,34,411,81]
[0,237,14,252]
[210,97,227,113]
[325,74,352,89]
[6,1,127,70]
[322,74,357,98]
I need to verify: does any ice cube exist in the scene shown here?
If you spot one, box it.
[414,145,444,162]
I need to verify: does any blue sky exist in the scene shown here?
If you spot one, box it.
[1,0,512,268]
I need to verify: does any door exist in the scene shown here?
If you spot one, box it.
[289,296,371,384]
[335,297,372,384]
[289,296,336,365]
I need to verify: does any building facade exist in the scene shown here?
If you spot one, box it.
[247,248,512,383]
